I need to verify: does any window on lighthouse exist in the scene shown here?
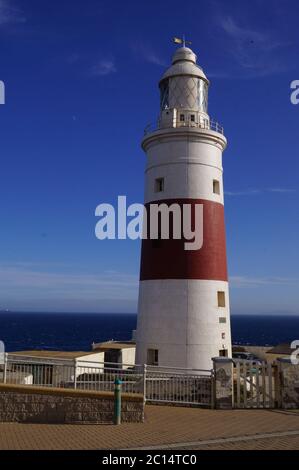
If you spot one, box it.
[197,79,208,113]
[160,80,169,110]
[219,349,228,357]
[213,180,220,195]
[217,291,226,307]
[147,349,159,366]
[155,177,164,193]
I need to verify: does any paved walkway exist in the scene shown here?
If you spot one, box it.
[0,406,298,450]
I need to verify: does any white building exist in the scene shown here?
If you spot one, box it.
[7,350,106,386]
[6,343,136,387]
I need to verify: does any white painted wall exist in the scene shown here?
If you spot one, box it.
[121,347,136,367]
[144,131,225,205]
[136,279,232,370]
[76,352,105,376]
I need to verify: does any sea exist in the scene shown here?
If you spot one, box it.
[0,312,298,352]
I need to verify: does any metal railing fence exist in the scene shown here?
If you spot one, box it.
[0,354,213,407]
[145,364,213,407]
[144,118,224,136]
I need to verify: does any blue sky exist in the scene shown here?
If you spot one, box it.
[0,0,298,314]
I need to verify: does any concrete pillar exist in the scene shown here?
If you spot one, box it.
[212,357,234,409]
[277,358,299,409]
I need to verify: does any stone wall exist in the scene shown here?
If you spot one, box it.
[0,384,144,424]
[212,356,299,410]
[212,357,233,409]
[278,359,299,409]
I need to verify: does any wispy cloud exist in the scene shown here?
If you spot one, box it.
[267,188,297,194]
[220,16,266,45]
[214,15,291,78]
[89,59,116,77]
[66,53,117,78]
[132,43,167,67]
[225,189,261,197]
[230,275,299,288]
[0,264,138,302]
[225,188,296,197]
[0,0,26,26]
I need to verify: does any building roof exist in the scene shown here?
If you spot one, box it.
[266,343,293,355]
[92,340,136,351]
[9,350,102,359]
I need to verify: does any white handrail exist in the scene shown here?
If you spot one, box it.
[144,118,224,136]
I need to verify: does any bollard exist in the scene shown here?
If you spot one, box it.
[114,378,122,425]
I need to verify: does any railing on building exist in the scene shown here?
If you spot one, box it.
[144,118,224,136]
[0,354,213,407]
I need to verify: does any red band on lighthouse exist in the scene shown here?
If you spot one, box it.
[140,198,228,282]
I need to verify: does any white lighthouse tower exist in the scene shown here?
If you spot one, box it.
[135,43,232,370]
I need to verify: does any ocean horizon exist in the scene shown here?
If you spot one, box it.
[0,312,298,352]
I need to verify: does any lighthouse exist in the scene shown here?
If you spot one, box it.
[135,43,232,370]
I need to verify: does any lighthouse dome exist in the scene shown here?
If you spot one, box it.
[172,46,197,64]
[160,46,209,84]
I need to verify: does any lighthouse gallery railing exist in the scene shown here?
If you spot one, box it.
[144,118,224,136]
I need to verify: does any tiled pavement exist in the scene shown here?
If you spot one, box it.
[0,406,298,450]
[189,435,299,450]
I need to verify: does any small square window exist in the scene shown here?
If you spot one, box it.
[155,177,164,193]
[213,180,220,195]
[217,291,226,307]
[219,317,226,324]
[219,349,228,357]
[147,349,159,366]
[190,114,195,122]
[180,114,185,122]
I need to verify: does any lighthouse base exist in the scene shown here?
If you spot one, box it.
[135,279,232,371]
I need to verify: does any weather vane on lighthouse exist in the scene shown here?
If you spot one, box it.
[173,35,192,47]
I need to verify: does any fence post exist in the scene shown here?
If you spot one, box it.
[143,364,147,403]
[212,357,234,409]
[114,378,122,425]
[210,368,215,409]
[3,353,7,384]
[273,362,281,408]
[73,359,77,390]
